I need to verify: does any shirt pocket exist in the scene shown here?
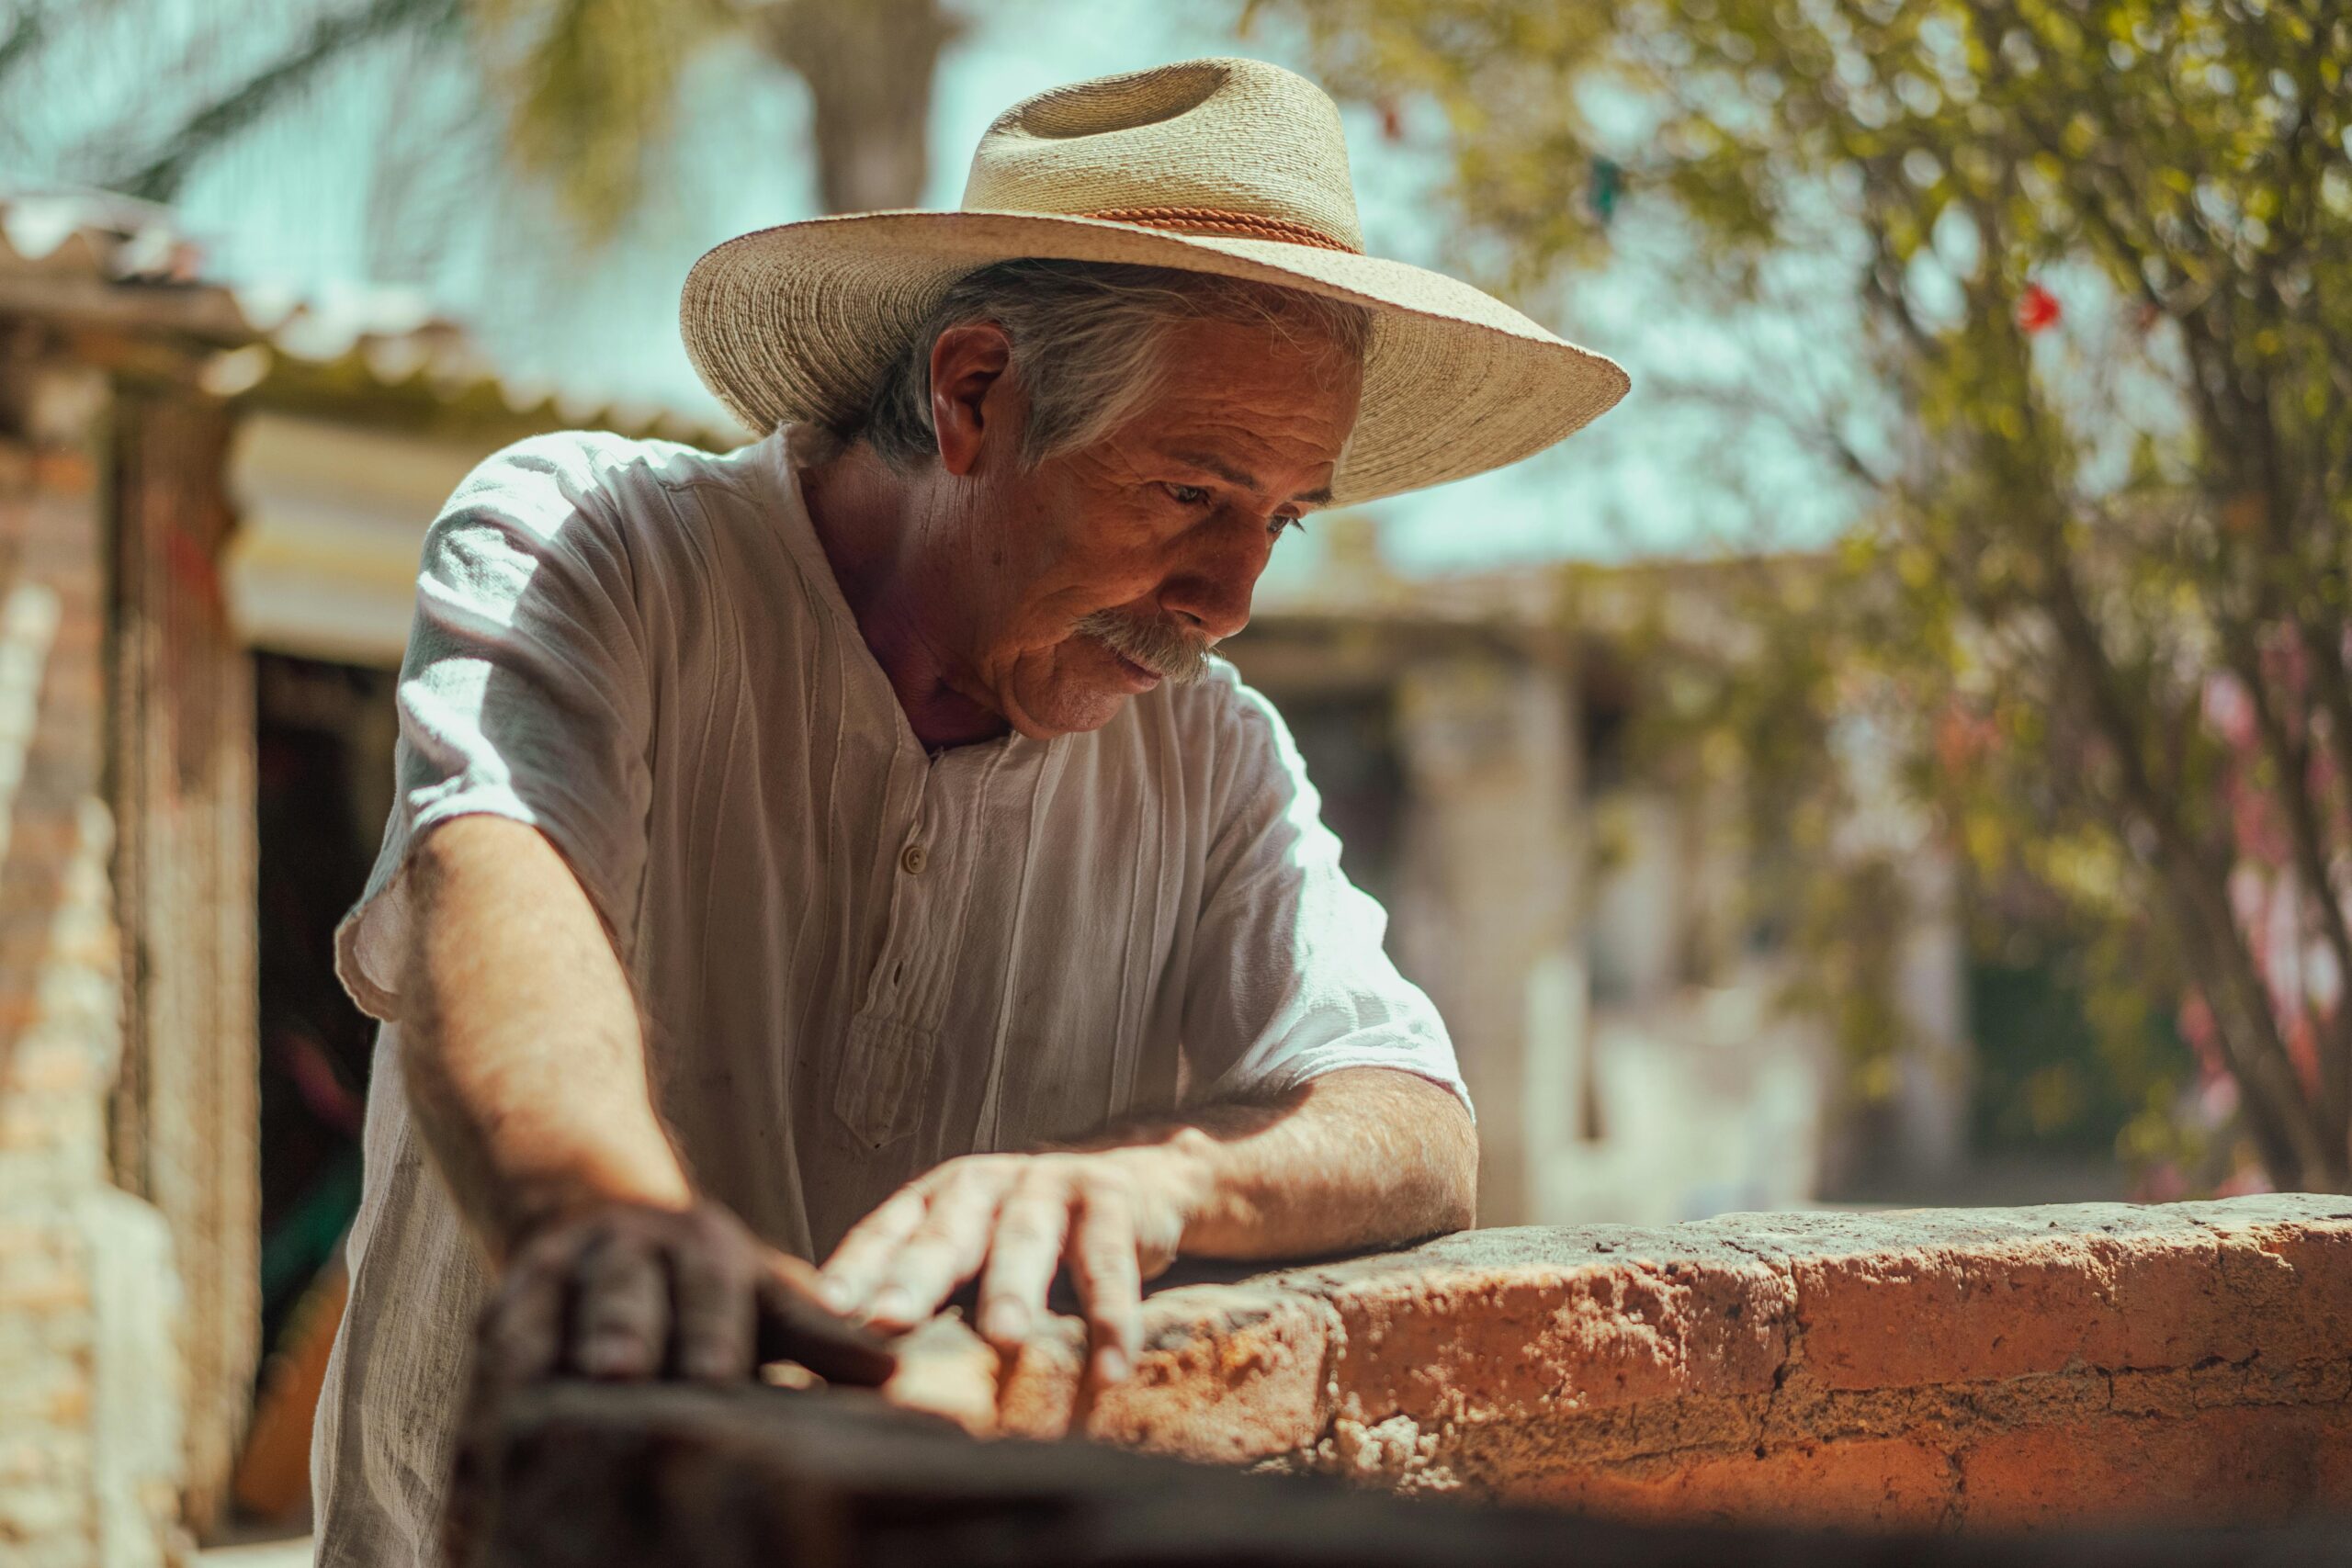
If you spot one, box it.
[831,1010,938,1148]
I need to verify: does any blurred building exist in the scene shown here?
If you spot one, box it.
[1236,542,1971,1231]
[0,187,1971,1563]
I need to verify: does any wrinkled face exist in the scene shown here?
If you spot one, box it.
[942,314,1363,739]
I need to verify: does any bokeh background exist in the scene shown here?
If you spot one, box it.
[5,0,2347,1549]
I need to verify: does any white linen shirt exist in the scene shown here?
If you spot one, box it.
[309,427,1467,1567]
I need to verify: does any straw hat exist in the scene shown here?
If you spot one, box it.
[681,57,1628,507]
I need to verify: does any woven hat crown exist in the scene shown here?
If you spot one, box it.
[681,56,1629,505]
[960,58,1366,254]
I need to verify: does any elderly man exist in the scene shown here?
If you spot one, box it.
[311,56,1624,1565]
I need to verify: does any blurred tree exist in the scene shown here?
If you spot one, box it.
[1260,0,2352,1190]
[469,0,958,231]
[0,0,957,233]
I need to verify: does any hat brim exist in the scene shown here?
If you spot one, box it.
[680,210,1629,509]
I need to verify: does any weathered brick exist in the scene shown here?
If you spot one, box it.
[887,1196,2352,1534]
[0,400,187,1562]
[0,1190,182,1567]
[1325,1258,1792,1427]
[2191,1202,2352,1367]
[1783,1212,2252,1389]
[1958,1405,2352,1529]
[1525,1436,1956,1529]
[957,1280,1338,1464]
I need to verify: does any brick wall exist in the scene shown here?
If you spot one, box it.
[890,1194,2352,1532]
[0,365,187,1566]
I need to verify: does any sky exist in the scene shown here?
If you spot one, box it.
[3,0,1862,581]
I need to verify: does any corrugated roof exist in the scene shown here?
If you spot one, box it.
[0,186,741,448]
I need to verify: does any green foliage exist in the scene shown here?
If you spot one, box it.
[21,0,947,247]
[475,0,957,231]
[1263,0,2352,1189]
[473,0,729,237]
[1969,936,2192,1155]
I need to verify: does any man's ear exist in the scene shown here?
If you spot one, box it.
[929,323,1014,479]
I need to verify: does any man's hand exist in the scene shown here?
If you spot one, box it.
[816,1071,1475,1382]
[480,1198,894,1388]
[817,1145,1205,1384]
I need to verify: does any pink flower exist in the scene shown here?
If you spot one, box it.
[2202,672,2256,749]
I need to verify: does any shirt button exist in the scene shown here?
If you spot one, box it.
[899,842,928,875]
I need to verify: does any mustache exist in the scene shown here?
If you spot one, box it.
[1073,610,1215,684]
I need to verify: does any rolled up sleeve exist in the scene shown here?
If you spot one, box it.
[334,434,655,1021]
[1179,674,1473,1118]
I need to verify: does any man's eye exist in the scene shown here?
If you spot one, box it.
[1163,483,1214,508]
[1269,514,1306,539]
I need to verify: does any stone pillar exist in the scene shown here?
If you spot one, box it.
[1826,710,1970,1191]
[1388,652,1581,1227]
[0,364,187,1566]
[1888,848,1968,1182]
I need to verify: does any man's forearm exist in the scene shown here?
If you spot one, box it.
[392,815,887,1387]
[400,814,690,1258]
[1081,1066,1478,1260]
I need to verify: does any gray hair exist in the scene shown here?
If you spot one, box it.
[846,257,1373,473]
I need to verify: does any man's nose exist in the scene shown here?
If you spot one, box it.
[1159,513,1266,641]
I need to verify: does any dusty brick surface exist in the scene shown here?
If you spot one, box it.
[1755,1200,2352,1391]
[888,1280,1341,1463]
[1528,1435,1959,1531]
[1308,1230,1795,1430]
[1958,1404,2352,1530]
[887,1195,2352,1533]
[2186,1198,2352,1366]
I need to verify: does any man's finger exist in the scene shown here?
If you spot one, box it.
[1068,1188,1142,1385]
[480,1228,572,1383]
[976,1176,1072,1346]
[571,1228,670,1379]
[865,1165,1013,1330]
[819,1185,933,1312]
[755,1265,898,1386]
[669,1229,754,1382]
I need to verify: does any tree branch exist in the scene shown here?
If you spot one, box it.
[2223,621,2352,1150]
[104,0,460,202]
[0,3,52,85]
[2037,543,2332,1183]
